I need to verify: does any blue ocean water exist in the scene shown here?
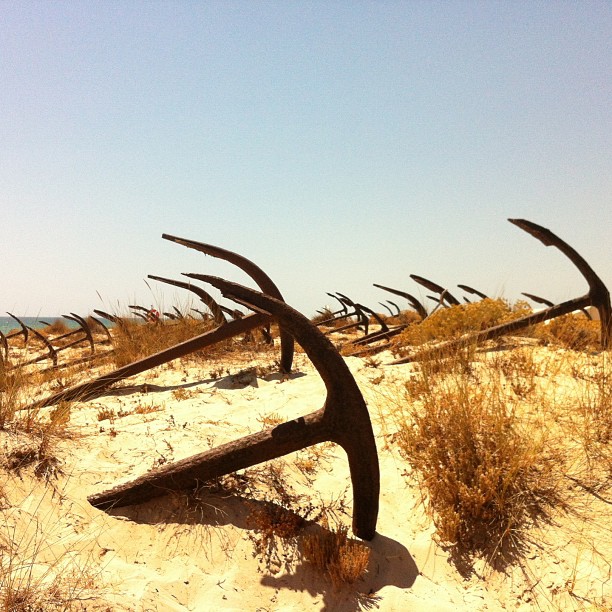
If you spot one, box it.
[0,316,82,336]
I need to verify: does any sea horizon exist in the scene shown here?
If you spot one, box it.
[0,315,118,336]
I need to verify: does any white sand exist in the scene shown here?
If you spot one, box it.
[2,345,610,611]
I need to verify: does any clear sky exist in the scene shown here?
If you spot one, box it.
[1,1,610,319]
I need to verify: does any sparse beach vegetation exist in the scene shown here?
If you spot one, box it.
[1,299,610,609]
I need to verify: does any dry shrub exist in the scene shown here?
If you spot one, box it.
[96,407,116,422]
[394,298,533,348]
[3,404,70,482]
[395,310,422,327]
[111,316,219,367]
[248,501,306,572]
[110,312,276,368]
[235,459,356,578]
[302,524,370,587]
[533,313,602,350]
[40,319,71,336]
[1,362,71,482]
[133,401,163,415]
[393,358,562,561]
[584,368,612,446]
[257,411,284,428]
[493,348,543,399]
[243,462,309,572]
[310,307,335,325]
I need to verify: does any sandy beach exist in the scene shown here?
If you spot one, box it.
[1,320,611,611]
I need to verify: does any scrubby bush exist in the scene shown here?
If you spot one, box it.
[533,313,602,351]
[393,298,533,348]
[391,354,563,560]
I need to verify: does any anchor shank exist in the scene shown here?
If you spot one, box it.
[88,409,329,510]
[393,294,592,364]
[29,313,269,408]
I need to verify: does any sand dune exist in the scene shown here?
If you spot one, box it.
[1,340,610,611]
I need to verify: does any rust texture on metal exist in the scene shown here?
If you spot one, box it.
[88,278,380,541]
[3,312,114,371]
[315,300,353,327]
[148,274,227,325]
[522,292,554,308]
[372,284,428,320]
[6,313,29,344]
[386,301,401,316]
[64,313,95,354]
[22,326,58,367]
[521,292,594,321]
[379,302,394,317]
[509,218,610,344]
[521,292,595,321]
[356,303,388,334]
[191,308,210,320]
[316,293,372,336]
[392,219,611,364]
[349,299,409,351]
[94,310,125,327]
[90,316,113,343]
[326,292,348,316]
[457,284,489,300]
[322,300,370,336]
[128,305,149,313]
[161,234,293,373]
[410,275,460,306]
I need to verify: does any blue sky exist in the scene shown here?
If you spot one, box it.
[1,1,610,318]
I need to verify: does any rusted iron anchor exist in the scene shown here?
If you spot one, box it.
[372,284,429,320]
[28,241,294,409]
[148,276,227,325]
[5,313,29,344]
[13,313,100,370]
[316,293,373,336]
[410,275,461,307]
[380,301,401,317]
[0,331,8,362]
[522,292,593,320]
[458,284,489,301]
[161,234,294,374]
[88,278,380,541]
[392,219,611,364]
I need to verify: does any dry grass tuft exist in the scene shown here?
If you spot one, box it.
[391,350,564,564]
[0,486,100,611]
[111,316,218,367]
[1,362,73,484]
[310,307,335,325]
[533,313,602,351]
[40,319,71,337]
[0,366,26,430]
[109,311,277,369]
[302,523,370,587]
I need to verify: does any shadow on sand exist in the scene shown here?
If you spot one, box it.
[91,369,308,398]
[108,490,418,612]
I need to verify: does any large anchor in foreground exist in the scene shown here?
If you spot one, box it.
[25,239,380,539]
[87,279,380,540]
[392,218,611,364]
